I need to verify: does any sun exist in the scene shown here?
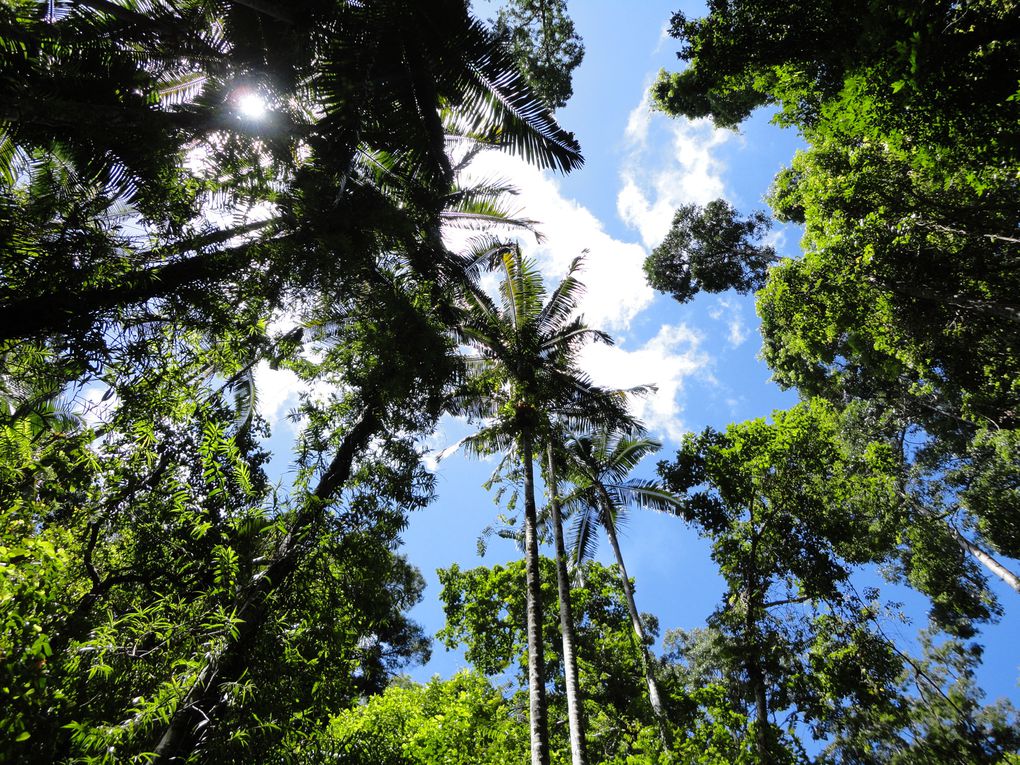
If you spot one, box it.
[237,90,268,119]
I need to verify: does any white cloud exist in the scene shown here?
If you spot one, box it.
[254,361,300,427]
[617,96,733,249]
[727,317,748,347]
[457,151,653,334]
[623,94,652,148]
[581,323,710,443]
[448,127,724,443]
[653,21,672,54]
[709,297,749,348]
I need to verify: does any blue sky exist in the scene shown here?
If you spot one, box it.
[256,0,1020,716]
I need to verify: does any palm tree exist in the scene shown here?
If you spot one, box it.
[453,248,633,765]
[560,428,682,749]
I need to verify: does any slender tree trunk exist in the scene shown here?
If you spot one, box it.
[521,428,550,765]
[547,444,588,765]
[597,488,671,751]
[900,490,1020,596]
[948,525,1020,594]
[743,584,770,761]
[152,407,379,763]
[744,506,770,763]
[746,648,770,763]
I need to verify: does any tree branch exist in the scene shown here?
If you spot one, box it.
[151,405,381,763]
[0,236,274,341]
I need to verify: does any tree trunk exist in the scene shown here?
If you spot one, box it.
[900,491,1020,596]
[152,407,379,763]
[948,525,1020,594]
[597,487,671,751]
[746,649,770,763]
[547,444,587,765]
[744,505,770,763]
[0,237,267,341]
[521,428,550,765]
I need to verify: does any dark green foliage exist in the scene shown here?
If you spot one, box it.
[643,199,775,304]
[654,0,1020,162]
[953,429,1020,559]
[651,0,1020,650]
[491,0,585,110]
[758,134,1020,436]
[657,401,909,759]
[822,632,1020,764]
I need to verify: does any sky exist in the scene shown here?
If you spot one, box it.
[257,0,1020,717]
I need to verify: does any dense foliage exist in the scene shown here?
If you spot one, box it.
[652,0,1020,634]
[0,0,582,761]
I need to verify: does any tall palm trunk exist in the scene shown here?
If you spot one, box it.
[547,444,588,765]
[596,486,670,750]
[521,427,550,765]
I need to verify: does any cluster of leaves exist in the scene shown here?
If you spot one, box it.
[490,0,586,110]
[646,0,1020,621]
[438,558,674,764]
[643,199,774,305]
[320,672,530,764]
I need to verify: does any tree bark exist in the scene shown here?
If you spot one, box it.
[747,648,770,763]
[521,428,550,765]
[947,524,1020,594]
[595,485,671,751]
[744,504,770,763]
[152,407,379,763]
[900,491,1020,596]
[547,444,587,765]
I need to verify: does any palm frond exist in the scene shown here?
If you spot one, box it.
[612,479,684,516]
[444,176,519,209]
[446,16,583,173]
[223,366,256,436]
[537,253,586,335]
[540,321,613,357]
[497,247,543,334]
[455,234,516,281]
[445,388,501,421]
[603,436,663,482]
[568,500,601,567]
[457,425,516,461]
[441,209,539,233]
